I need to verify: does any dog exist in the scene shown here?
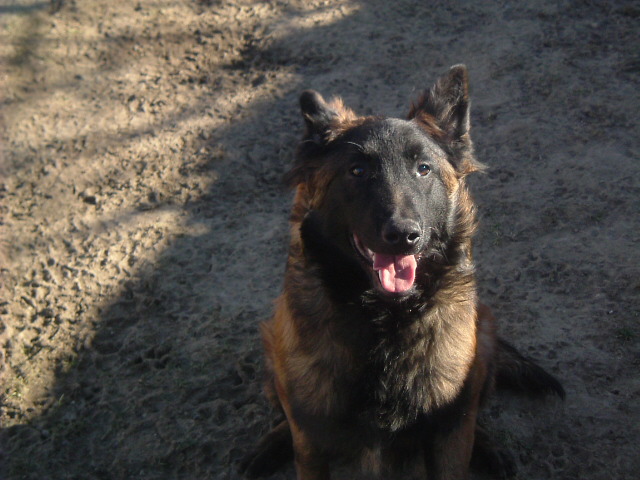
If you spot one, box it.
[242,65,564,479]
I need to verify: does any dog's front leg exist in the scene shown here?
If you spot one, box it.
[423,404,478,480]
[274,379,330,480]
[291,427,330,480]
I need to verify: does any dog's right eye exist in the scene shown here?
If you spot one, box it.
[350,165,366,177]
[417,163,431,176]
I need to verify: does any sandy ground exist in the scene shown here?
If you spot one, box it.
[1,0,639,479]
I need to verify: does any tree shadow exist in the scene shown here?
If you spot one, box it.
[0,2,48,16]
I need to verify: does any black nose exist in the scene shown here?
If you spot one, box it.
[382,220,422,249]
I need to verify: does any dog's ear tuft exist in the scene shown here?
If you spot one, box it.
[408,65,481,174]
[408,65,470,141]
[286,91,359,188]
[284,90,336,188]
[300,90,338,143]
[437,64,471,139]
[299,90,358,145]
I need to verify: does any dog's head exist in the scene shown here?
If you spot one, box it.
[287,65,483,298]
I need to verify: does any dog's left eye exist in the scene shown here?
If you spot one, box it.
[350,165,366,177]
[417,164,430,176]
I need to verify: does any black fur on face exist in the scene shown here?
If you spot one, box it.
[319,121,454,292]
[288,66,481,300]
[322,119,451,253]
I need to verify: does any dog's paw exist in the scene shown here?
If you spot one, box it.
[239,421,293,478]
[471,425,518,479]
[471,445,517,479]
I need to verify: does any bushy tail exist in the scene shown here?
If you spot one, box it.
[495,338,565,399]
[240,420,293,479]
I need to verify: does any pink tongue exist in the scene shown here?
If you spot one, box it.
[373,253,417,293]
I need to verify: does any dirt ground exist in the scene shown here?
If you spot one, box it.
[0,0,638,479]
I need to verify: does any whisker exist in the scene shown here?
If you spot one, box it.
[343,141,364,151]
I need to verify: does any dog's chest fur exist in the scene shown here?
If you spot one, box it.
[364,298,476,430]
[286,271,477,435]
[280,215,477,435]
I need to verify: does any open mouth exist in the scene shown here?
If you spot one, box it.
[352,234,418,294]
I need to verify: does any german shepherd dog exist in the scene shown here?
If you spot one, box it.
[242,65,564,479]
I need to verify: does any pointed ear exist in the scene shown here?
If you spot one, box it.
[408,65,477,172]
[408,64,470,140]
[299,90,359,144]
[286,90,359,187]
[299,90,339,143]
[283,91,337,188]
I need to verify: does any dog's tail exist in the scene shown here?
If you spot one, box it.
[494,338,565,399]
[240,419,293,479]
